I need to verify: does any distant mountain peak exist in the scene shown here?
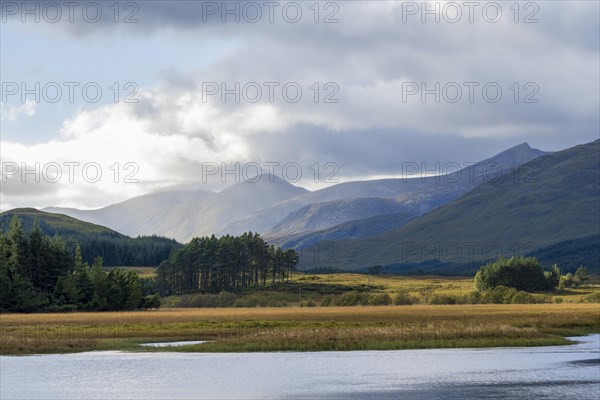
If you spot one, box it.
[239,173,300,186]
[479,142,546,168]
[500,141,538,154]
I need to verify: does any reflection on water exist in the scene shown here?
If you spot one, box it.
[1,335,599,399]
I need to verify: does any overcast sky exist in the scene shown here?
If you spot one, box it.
[1,0,598,210]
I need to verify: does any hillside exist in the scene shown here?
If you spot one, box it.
[272,212,418,250]
[45,189,214,238]
[298,140,600,271]
[45,176,307,242]
[224,143,546,235]
[0,208,120,237]
[0,209,179,267]
[267,197,416,237]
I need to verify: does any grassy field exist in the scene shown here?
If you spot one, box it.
[2,304,599,355]
[295,273,600,302]
[161,273,600,307]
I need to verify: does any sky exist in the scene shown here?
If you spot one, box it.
[1,0,599,210]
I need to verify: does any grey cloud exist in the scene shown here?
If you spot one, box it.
[2,0,598,208]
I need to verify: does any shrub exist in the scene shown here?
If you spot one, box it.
[511,291,537,304]
[580,292,600,303]
[368,293,392,306]
[394,292,418,305]
[300,299,317,307]
[320,295,334,306]
[216,291,236,307]
[429,294,457,305]
[140,294,161,309]
[482,286,517,304]
[187,294,217,308]
[474,257,559,292]
[466,290,481,304]
[333,291,370,306]
[554,297,563,304]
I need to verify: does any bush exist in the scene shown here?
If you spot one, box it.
[394,292,418,305]
[320,295,334,306]
[481,286,517,304]
[511,291,537,304]
[141,294,161,309]
[187,294,216,308]
[216,291,236,307]
[580,293,600,303]
[300,299,317,307]
[333,291,370,306]
[466,290,481,304]
[554,297,563,304]
[368,293,392,306]
[474,256,559,292]
[429,294,457,305]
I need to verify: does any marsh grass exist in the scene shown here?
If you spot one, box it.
[1,304,598,354]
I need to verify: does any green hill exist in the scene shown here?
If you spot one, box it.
[299,140,600,271]
[0,208,179,267]
[0,208,121,236]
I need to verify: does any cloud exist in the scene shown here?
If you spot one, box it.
[1,100,36,122]
[1,1,598,209]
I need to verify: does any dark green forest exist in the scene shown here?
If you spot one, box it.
[1,215,298,312]
[157,233,299,295]
[0,209,180,267]
[0,216,158,312]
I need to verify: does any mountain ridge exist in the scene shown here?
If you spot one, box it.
[297,140,599,271]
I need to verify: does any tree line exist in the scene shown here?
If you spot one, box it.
[157,233,299,295]
[0,211,180,267]
[0,216,157,312]
[474,256,588,292]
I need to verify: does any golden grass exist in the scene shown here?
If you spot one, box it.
[2,304,599,354]
[293,273,600,302]
[2,303,598,324]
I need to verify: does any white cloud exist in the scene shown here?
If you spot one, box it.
[1,100,37,123]
[1,1,598,210]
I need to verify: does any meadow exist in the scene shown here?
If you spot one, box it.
[3,273,598,355]
[2,303,599,355]
[162,272,600,307]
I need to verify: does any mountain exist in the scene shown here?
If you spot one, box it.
[180,175,308,241]
[0,208,179,267]
[44,176,307,242]
[225,142,547,235]
[298,140,599,271]
[43,143,545,242]
[272,212,418,250]
[267,197,415,237]
[44,189,213,237]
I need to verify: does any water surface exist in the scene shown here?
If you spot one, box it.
[1,335,598,399]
